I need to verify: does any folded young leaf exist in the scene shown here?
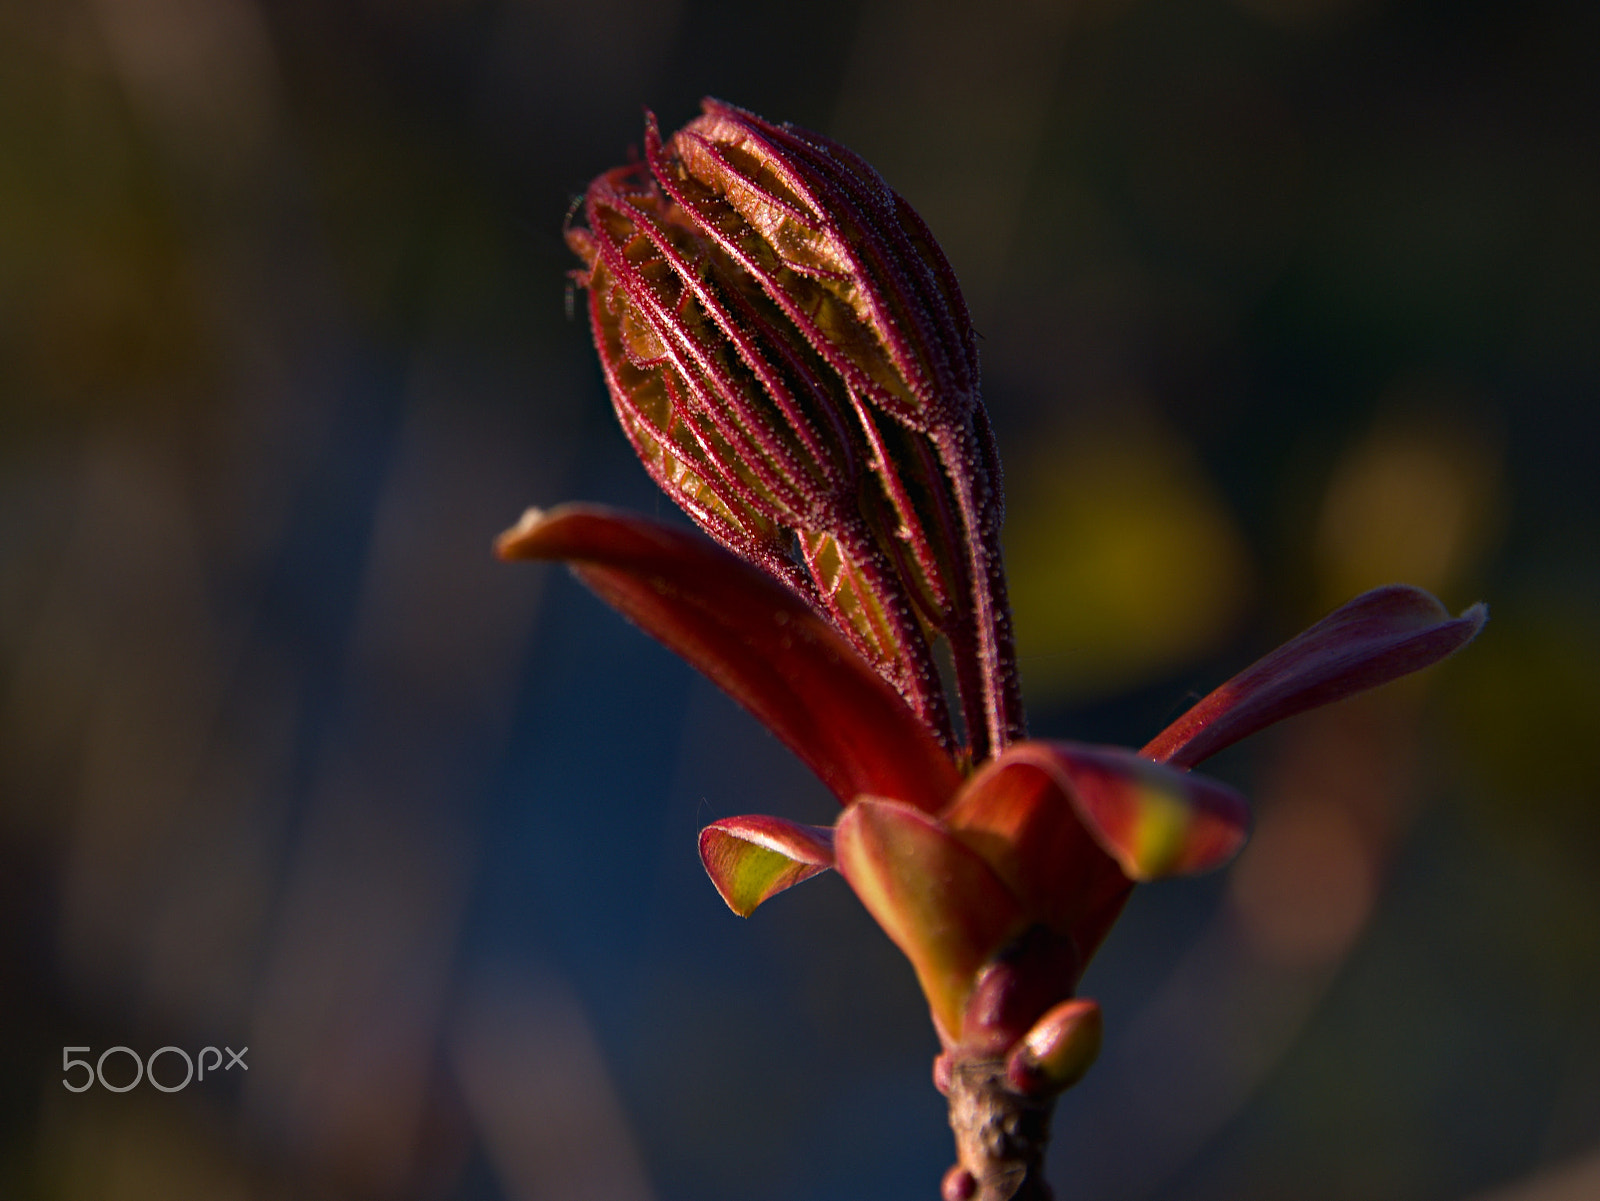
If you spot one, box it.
[699,814,836,917]
[945,741,1248,947]
[1143,585,1488,770]
[835,798,1027,1042]
[497,505,961,811]
[941,746,1130,956]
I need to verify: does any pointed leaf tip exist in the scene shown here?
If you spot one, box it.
[699,815,836,917]
[494,507,548,558]
[497,504,961,810]
[1143,585,1487,770]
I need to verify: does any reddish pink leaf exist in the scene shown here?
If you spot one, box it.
[835,798,1027,1043]
[1142,585,1488,770]
[941,746,1128,951]
[497,504,961,810]
[1029,743,1250,878]
[698,814,836,917]
[943,742,1248,957]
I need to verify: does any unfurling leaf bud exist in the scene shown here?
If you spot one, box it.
[567,98,1025,760]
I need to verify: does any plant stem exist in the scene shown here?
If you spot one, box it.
[944,1057,1057,1200]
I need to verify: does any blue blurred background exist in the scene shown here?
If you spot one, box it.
[3,1,1598,1199]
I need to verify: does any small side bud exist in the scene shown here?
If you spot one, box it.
[1005,998,1103,1096]
[959,926,1080,1056]
[941,1165,979,1201]
[933,1050,955,1096]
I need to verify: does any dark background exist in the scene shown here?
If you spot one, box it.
[3,1,1597,1199]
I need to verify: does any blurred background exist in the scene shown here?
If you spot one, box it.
[2,0,1597,1198]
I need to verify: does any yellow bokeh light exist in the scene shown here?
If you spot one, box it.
[1005,408,1251,703]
